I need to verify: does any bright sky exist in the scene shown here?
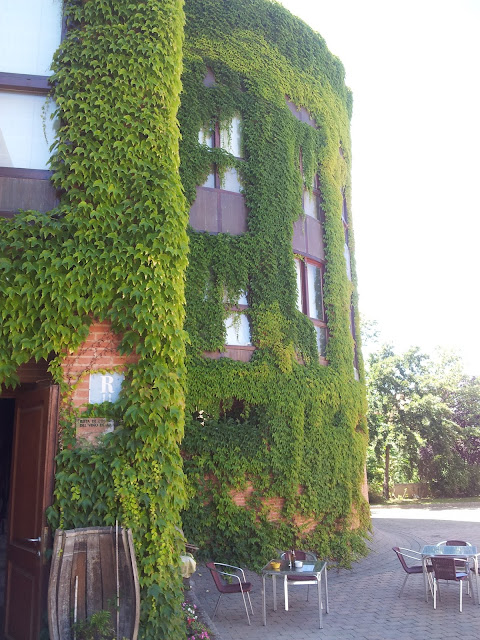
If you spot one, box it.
[279,0,480,375]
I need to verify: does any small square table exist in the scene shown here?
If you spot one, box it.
[421,544,479,604]
[261,559,328,628]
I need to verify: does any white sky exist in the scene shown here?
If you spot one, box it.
[279,0,480,375]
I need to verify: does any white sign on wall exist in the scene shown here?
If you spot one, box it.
[89,372,124,404]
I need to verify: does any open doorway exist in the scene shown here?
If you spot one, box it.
[0,399,15,637]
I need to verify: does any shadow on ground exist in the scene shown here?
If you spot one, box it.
[190,503,480,640]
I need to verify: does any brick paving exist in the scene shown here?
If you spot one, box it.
[189,502,480,640]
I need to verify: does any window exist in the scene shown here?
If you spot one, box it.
[342,190,351,281]
[342,190,348,225]
[225,314,251,346]
[295,259,303,312]
[198,114,243,193]
[198,126,215,188]
[344,242,352,281]
[0,0,62,217]
[0,0,62,76]
[295,257,327,359]
[342,192,358,376]
[306,262,324,321]
[191,113,247,234]
[285,98,317,129]
[299,148,321,220]
[0,0,61,170]
[224,291,251,346]
[303,173,321,220]
[0,92,57,170]
[350,302,359,379]
[293,161,324,260]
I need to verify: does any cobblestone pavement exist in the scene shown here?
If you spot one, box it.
[189,502,480,640]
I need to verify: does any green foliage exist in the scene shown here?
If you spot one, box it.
[71,610,114,640]
[0,0,368,635]
[419,372,480,497]
[179,0,368,568]
[367,346,480,498]
[0,1,188,637]
[367,346,435,490]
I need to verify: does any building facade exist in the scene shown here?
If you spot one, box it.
[179,0,368,565]
[0,0,368,638]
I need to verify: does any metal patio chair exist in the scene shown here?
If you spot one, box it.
[280,550,318,608]
[392,547,433,596]
[431,556,473,612]
[206,561,254,625]
[436,540,472,576]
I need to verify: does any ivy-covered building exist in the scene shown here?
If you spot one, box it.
[0,0,368,638]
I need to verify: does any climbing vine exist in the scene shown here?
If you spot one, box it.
[0,0,369,636]
[0,0,188,637]
[179,0,369,568]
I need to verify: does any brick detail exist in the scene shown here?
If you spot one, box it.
[60,320,137,409]
[229,483,338,535]
[229,483,317,532]
[229,483,255,507]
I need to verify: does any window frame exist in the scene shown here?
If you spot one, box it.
[224,293,251,347]
[0,0,64,77]
[342,190,352,281]
[303,172,322,220]
[191,114,248,235]
[299,149,322,221]
[350,301,359,379]
[0,1,66,180]
[295,255,328,362]
[199,114,244,193]
[0,73,50,95]
[0,75,56,217]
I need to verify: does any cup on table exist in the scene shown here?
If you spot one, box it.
[294,560,303,569]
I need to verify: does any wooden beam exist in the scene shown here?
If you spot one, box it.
[0,72,50,95]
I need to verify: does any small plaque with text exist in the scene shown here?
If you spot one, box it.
[75,417,114,446]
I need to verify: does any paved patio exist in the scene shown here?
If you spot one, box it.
[190,502,480,640]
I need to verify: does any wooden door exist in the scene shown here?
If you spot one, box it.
[4,386,59,640]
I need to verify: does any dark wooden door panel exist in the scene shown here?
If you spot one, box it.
[4,386,59,640]
[5,564,35,639]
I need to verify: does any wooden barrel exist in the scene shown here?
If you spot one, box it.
[48,526,140,640]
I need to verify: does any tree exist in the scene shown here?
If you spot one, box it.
[367,346,458,499]
[450,376,480,429]
[418,373,480,496]
[367,344,480,499]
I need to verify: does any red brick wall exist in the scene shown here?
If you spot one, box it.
[230,479,366,534]
[229,483,317,534]
[60,321,137,409]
